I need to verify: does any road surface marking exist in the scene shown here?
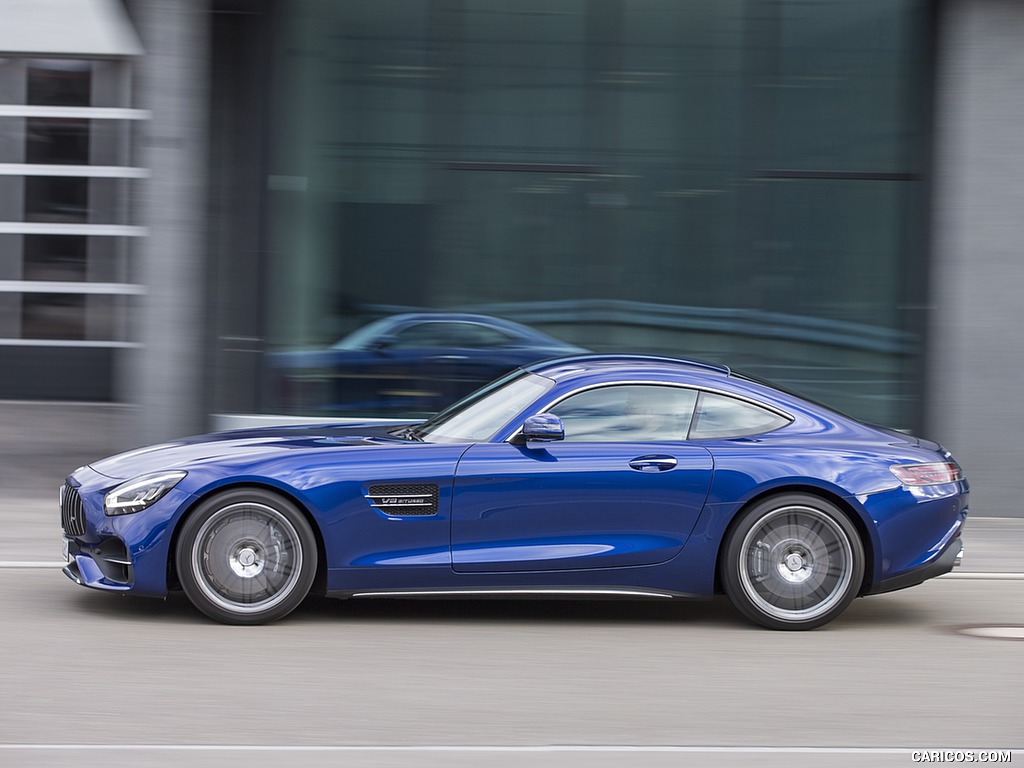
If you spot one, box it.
[2,744,1020,754]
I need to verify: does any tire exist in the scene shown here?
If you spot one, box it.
[721,493,864,630]
[176,488,318,625]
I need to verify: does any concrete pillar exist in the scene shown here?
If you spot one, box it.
[929,0,1024,517]
[123,0,210,443]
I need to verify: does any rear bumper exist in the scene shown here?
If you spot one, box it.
[867,535,964,595]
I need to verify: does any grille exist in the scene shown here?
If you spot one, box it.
[366,484,439,516]
[60,483,87,536]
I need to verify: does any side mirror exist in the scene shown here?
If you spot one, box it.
[512,413,564,445]
[368,334,398,352]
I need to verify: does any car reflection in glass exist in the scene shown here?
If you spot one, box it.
[269,312,587,415]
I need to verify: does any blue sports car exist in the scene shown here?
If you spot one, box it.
[269,312,586,414]
[61,355,968,630]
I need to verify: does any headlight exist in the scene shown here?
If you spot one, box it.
[104,471,187,516]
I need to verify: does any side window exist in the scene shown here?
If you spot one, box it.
[689,392,790,439]
[393,322,515,349]
[392,322,449,349]
[548,385,698,442]
[444,323,516,348]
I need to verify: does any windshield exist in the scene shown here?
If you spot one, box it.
[330,317,394,350]
[410,370,554,443]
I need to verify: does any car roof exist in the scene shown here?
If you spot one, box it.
[385,312,524,328]
[525,354,732,382]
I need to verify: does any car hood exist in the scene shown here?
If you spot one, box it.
[88,422,416,481]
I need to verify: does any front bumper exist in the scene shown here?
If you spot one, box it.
[60,466,194,597]
[62,536,134,591]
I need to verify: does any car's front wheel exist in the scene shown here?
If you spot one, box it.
[176,488,318,625]
[721,494,864,630]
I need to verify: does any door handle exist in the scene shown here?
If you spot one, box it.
[628,455,678,472]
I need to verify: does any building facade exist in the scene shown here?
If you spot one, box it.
[0,0,144,399]
[1,0,1022,515]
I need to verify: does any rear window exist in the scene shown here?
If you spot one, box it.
[689,392,790,439]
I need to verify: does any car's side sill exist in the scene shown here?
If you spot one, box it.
[331,587,700,600]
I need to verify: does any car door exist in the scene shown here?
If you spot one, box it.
[450,384,714,573]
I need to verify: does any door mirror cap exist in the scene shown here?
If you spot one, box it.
[511,413,565,445]
[368,334,398,351]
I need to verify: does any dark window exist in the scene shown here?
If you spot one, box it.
[27,61,91,106]
[393,321,515,349]
[26,119,91,165]
[23,236,88,281]
[392,322,452,349]
[440,323,516,348]
[688,392,790,440]
[549,385,698,442]
[24,177,88,223]
[22,294,86,340]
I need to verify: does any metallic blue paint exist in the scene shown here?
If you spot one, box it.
[61,354,969,623]
[268,312,587,414]
[450,442,713,572]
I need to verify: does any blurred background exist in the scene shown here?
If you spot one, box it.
[0,0,1020,514]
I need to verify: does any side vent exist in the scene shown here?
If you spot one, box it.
[365,484,439,517]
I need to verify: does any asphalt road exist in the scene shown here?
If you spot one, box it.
[0,569,1021,768]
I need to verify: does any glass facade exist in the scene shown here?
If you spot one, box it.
[261,0,931,429]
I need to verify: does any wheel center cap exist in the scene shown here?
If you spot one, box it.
[785,552,805,572]
[238,548,257,567]
[230,545,266,578]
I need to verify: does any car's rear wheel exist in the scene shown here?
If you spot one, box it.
[721,493,864,630]
[176,488,317,625]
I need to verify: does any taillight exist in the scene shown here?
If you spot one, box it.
[890,462,963,486]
